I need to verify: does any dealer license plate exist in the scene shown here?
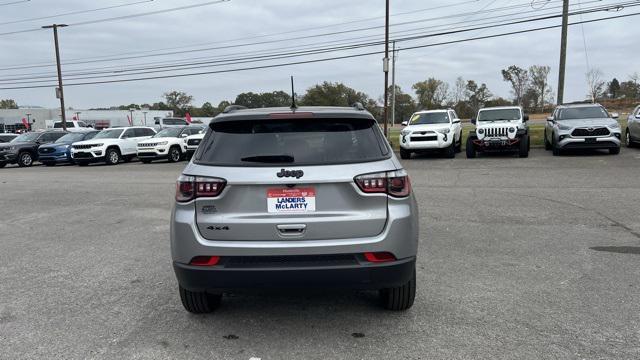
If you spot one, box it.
[267,188,316,213]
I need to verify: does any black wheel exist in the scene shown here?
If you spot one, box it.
[43,161,56,167]
[609,146,620,155]
[105,148,121,165]
[518,135,530,158]
[399,148,411,160]
[179,286,222,314]
[626,129,635,148]
[552,137,561,156]
[0,162,6,168]
[17,152,34,167]
[168,146,182,163]
[465,137,476,158]
[444,141,455,158]
[122,155,133,163]
[544,130,552,150]
[76,161,89,166]
[380,269,416,311]
[141,159,152,164]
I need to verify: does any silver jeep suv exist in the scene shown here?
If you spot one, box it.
[171,105,419,313]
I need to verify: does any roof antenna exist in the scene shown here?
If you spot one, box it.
[290,75,297,111]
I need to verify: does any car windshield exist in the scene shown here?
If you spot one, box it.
[478,109,521,121]
[557,107,609,120]
[154,128,182,138]
[93,129,124,139]
[13,132,40,142]
[197,118,389,166]
[53,122,73,128]
[409,112,449,125]
[55,132,89,143]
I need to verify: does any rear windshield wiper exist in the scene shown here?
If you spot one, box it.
[240,155,295,163]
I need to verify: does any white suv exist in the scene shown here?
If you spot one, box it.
[71,126,156,166]
[137,126,204,163]
[184,131,206,159]
[399,109,462,159]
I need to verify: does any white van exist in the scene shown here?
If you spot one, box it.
[153,117,188,130]
[52,120,91,132]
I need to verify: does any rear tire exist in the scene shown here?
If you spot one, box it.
[465,137,476,158]
[518,135,530,158]
[18,152,34,167]
[105,148,121,165]
[455,137,462,153]
[43,161,56,167]
[399,148,411,160]
[380,269,416,311]
[609,146,620,155]
[626,129,635,148]
[76,161,89,166]
[141,159,152,164]
[179,286,222,314]
[0,162,6,168]
[552,137,561,156]
[444,141,455,158]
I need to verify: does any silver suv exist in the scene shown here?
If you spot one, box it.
[545,103,622,155]
[171,106,419,313]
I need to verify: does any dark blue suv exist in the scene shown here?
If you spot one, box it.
[38,130,100,166]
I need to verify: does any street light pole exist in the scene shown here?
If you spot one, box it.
[391,41,397,127]
[557,0,569,105]
[42,24,68,131]
[383,0,390,138]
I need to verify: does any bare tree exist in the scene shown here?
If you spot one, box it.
[585,69,606,103]
[529,65,552,112]
[501,65,529,106]
[453,76,466,104]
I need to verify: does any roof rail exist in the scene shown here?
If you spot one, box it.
[352,102,365,111]
[222,105,248,113]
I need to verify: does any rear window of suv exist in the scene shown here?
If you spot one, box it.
[196,118,390,166]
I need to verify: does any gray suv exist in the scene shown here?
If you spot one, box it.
[171,105,419,313]
[545,103,622,155]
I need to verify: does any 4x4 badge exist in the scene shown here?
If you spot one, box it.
[207,225,229,231]
[277,169,304,179]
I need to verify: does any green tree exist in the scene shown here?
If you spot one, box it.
[163,90,194,116]
[387,85,416,124]
[301,81,376,115]
[0,99,18,109]
[466,80,492,115]
[501,65,529,106]
[234,91,291,108]
[200,102,216,116]
[607,78,621,99]
[412,78,448,110]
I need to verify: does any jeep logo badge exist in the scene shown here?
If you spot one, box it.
[277,169,304,179]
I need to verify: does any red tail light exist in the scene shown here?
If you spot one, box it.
[364,252,396,263]
[176,175,226,202]
[354,170,411,197]
[189,256,220,266]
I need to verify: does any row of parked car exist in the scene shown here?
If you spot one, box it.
[0,124,206,168]
[398,103,640,159]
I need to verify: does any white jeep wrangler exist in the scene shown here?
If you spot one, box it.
[466,106,530,158]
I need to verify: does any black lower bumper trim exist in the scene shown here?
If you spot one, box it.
[174,257,416,291]
[561,141,619,150]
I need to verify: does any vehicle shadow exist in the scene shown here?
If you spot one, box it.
[589,246,640,255]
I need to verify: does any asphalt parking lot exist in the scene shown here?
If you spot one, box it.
[1,148,640,359]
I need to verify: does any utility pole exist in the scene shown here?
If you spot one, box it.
[557,0,569,105]
[42,24,68,131]
[391,41,397,127]
[383,0,390,138]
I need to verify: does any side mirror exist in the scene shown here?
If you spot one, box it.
[611,112,619,119]
[523,115,530,122]
[401,121,408,126]
[636,114,640,119]
[546,116,554,123]
[452,119,461,124]
[471,118,477,125]
[181,133,188,138]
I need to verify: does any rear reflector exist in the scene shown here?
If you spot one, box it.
[189,256,220,266]
[363,252,396,263]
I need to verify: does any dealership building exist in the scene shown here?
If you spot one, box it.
[0,108,174,132]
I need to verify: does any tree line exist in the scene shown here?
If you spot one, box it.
[1,66,638,121]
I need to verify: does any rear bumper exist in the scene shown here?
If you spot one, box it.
[174,257,415,291]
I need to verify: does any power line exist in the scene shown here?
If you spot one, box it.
[0,1,636,84]
[0,0,29,7]
[0,10,637,90]
[0,0,573,69]
[0,0,156,27]
[0,0,231,37]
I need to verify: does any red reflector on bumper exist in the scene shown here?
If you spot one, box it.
[190,256,220,266]
[363,252,396,263]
